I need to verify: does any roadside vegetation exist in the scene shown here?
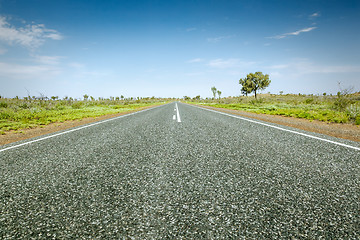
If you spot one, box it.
[187,72,360,125]
[0,95,169,134]
[187,92,360,125]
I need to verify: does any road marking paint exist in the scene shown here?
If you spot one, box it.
[190,104,360,151]
[175,102,181,122]
[0,104,167,153]
[173,115,176,120]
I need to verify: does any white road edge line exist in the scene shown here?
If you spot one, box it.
[189,104,360,151]
[175,102,181,122]
[0,104,167,153]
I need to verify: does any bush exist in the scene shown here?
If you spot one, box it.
[334,98,351,111]
[71,101,83,109]
[305,98,314,104]
[356,116,360,125]
[0,111,12,119]
[19,102,30,109]
[346,104,360,120]
[111,105,123,109]
[249,98,264,105]
[0,101,8,108]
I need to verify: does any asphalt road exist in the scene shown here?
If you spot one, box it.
[1,102,359,239]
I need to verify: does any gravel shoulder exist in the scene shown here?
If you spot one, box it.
[196,104,360,142]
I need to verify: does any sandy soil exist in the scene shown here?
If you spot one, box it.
[1,104,359,145]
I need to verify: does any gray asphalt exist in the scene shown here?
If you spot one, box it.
[1,102,359,239]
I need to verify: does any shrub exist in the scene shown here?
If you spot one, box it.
[71,101,83,109]
[0,111,12,119]
[56,105,65,110]
[111,105,124,109]
[356,116,360,125]
[0,101,8,108]
[333,86,355,111]
[249,98,264,105]
[305,98,314,104]
[346,104,360,119]
[334,97,351,111]
[19,102,30,109]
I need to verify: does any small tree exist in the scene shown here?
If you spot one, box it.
[194,95,201,100]
[239,78,253,96]
[217,90,222,99]
[239,72,271,98]
[211,86,217,99]
[83,94,89,101]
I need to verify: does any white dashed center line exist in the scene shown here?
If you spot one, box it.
[174,102,181,122]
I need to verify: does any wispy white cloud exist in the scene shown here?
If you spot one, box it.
[309,12,320,19]
[207,35,231,43]
[187,58,203,63]
[267,27,317,39]
[0,16,63,49]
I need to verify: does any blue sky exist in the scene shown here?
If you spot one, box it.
[0,0,359,98]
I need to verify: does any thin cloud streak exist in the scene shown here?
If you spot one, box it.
[309,12,320,19]
[267,27,317,39]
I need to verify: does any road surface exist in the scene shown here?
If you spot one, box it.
[1,102,359,239]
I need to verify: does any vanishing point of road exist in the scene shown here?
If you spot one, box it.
[1,102,359,239]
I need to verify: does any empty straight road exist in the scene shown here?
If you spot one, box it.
[1,102,359,239]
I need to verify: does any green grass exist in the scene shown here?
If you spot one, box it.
[0,98,167,132]
[187,93,360,125]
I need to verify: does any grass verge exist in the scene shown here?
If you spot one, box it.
[0,98,167,134]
